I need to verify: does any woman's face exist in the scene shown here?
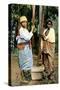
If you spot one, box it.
[47,21,52,29]
[21,21,27,28]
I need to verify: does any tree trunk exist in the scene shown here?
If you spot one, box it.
[32,5,35,49]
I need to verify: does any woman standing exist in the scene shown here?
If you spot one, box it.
[16,16,35,83]
[41,19,55,80]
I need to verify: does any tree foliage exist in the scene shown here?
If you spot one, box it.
[8,4,58,53]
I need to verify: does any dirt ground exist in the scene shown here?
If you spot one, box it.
[10,53,58,86]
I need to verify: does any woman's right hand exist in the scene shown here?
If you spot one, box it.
[31,25,35,32]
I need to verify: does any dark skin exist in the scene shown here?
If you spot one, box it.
[47,21,52,30]
[41,21,53,40]
[21,21,28,28]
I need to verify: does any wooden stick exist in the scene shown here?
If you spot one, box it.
[32,5,35,25]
